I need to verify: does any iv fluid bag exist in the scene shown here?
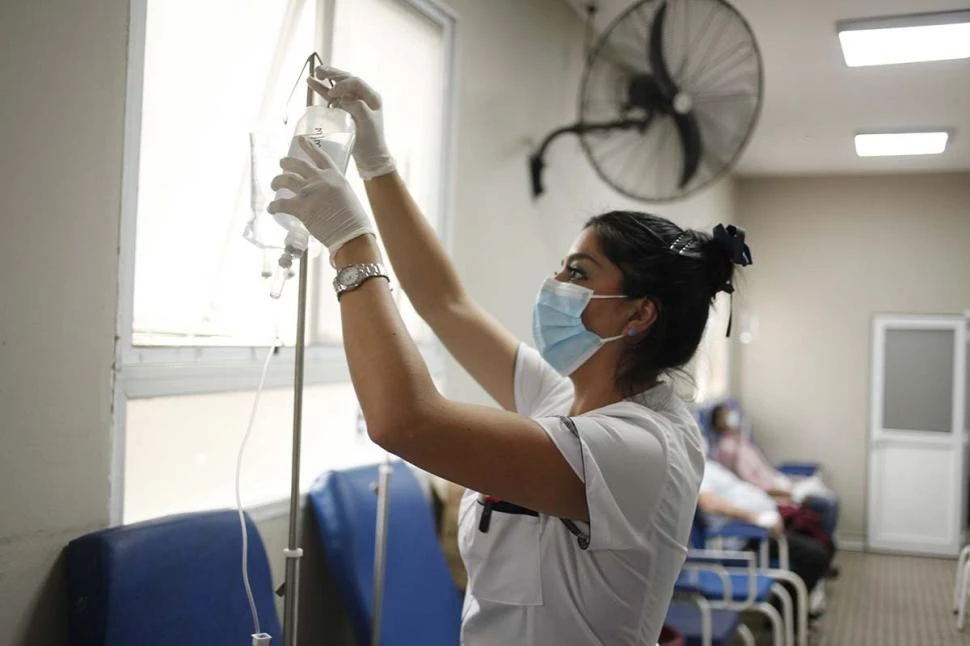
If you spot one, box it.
[273,106,356,252]
[245,105,356,254]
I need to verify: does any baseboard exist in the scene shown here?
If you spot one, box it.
[835,531,866,552]
[837,538,866,552]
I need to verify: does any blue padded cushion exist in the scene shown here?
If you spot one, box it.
[688,512,708,549]
[66,509,281,646]
[778,462,820,477]
[665,602,742,646]
[673,579,699,597]
[307,461,462,646]
[708,521,770,542]
[691,571,776,603]
[691,511,767,550]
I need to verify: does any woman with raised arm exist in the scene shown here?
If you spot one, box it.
[267,67,752,646]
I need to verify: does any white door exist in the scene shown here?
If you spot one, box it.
[867,314,968,556]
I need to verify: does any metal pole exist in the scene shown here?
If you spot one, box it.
[281,63,320,645]
[282,244,310,646]
[370,456,393,646]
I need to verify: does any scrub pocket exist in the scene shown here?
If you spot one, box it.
[458,495,543,606]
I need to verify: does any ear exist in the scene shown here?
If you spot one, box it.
[624,297,659,337]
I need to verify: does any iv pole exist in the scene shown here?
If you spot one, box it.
[277,50,394,646]
[279,52,321,646]
[371,455,393,646]
[281,241,308,646]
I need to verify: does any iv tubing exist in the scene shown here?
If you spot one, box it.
[236,343,278,637]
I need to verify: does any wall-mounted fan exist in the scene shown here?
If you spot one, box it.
[531,0,764,202]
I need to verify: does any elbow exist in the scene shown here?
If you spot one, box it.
[366,420,403,453]
[364,398,430,455]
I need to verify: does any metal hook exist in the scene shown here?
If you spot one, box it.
[282,52,329,125]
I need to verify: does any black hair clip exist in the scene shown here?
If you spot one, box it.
[712,224,753,267]
[711,224,753,338]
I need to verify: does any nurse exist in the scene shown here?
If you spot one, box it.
[268,68,752,646]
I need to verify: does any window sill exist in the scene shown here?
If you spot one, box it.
[119,343,445,398]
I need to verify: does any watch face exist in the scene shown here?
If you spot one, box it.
[338,266,362,287]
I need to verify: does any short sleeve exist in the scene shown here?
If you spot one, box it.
[513,343,574,417]
[534,410,669,551]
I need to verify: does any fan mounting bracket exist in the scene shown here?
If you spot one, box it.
[529,116,655,198]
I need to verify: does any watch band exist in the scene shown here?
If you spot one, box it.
[333,262,389,299]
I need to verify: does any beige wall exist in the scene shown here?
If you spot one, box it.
[0,0,129,643]
[734,173,970,542]
[442,0,735,407]
[0,0,733,643]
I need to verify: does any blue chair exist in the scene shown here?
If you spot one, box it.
[665,599,751,646]
[66,509,281,646]
[679,513,799,646]
[306,461,462,646]
[691,511,813,646]
[694,398,820,478]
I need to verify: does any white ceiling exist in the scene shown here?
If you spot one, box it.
[563,0,970,176]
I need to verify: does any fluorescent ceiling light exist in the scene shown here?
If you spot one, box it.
[854,132,949,157]
[838,11,970,66]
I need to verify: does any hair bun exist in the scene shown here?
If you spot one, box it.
[703,224,751,297]
[712,224,753,267]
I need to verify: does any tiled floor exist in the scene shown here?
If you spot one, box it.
[744,551,970,646]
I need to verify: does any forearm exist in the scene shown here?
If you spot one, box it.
[363,172,467,320]
[332,235,441,441]
[719,503,758,524]
[699,493,758,524]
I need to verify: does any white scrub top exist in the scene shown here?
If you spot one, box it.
[458,344,705,646]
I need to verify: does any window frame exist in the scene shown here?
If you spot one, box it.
[111,0,459,524]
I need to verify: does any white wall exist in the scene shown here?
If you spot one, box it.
[0,0,734,643]
[0,0,128,643]
[734,173,970,542]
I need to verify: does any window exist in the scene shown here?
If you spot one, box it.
[116,0,455,523]
[133,0,316,347]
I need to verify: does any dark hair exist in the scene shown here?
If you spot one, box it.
[584,211,738,396]
[710,404,729,429]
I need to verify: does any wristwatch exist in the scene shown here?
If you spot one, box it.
[333,262,389,299]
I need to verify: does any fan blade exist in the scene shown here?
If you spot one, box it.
[648,2,677,99]
[673,112,702,188]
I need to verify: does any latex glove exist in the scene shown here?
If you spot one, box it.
[308,67,395,180]
[268,136,375,260]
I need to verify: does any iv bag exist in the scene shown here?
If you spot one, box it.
[244,105,356,254]
[244,125,290,257]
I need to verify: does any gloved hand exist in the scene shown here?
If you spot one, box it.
[268,136,375,260]
[308,67,395,180]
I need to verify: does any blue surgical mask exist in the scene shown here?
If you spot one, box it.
[532,277,628,376]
